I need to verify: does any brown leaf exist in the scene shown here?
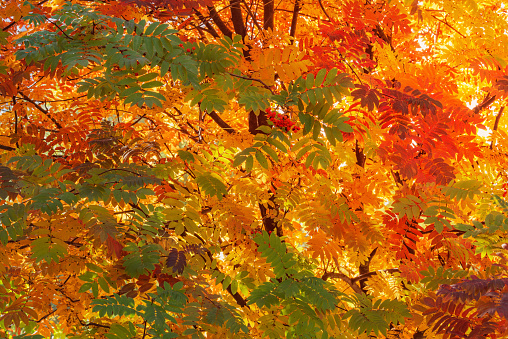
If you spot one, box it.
[118,282,136,295]
[166,248,187,274]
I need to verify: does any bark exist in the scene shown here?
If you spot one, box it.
[207,6,233,39]
[351,268,400,284]
[289,0,301,39]
[490,106,505,150]
[230,0,246,37]
[19,92,62,129]
[0,144,15,151]
[355,140,366,168]
[193,8,220,38]
[358,247,377,292]
[259,197,281,236]
[248,110,269,135]
[473,94,496,114]
[322,272,363,294]
[263,0,274,30]
[208,111,236,134]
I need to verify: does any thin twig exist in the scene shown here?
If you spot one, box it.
[50,20,73,40]
[15,95,87,103]
[198,107,204,143]
[113,210,135,215]
[77,316,111,329]
[36,309,57,323]
[318,0,332,21]
[430,14,466,38]
[226,72,274,94]
[141,320,148,339]
[241,0,264,34]
[98,168,141,176]
[338,51,362,84]
[275,8,319,21]
[12,96,19,148]
[130,114,147,127]
[193,8,220,38]
[161,109,200,142]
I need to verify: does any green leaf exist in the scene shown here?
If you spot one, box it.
[230,279,238,295]
[98,276,110,293]
[315,68,327,86]
[30,237,67,264]
[196,174,227,200]
[337,122,353,133]
[305,73,315,89]
[136,72,158,82]
[141,81,163,89]
[123,243,161,278]
[245,155,254,172]
[255,150,269,169]
[261,145,279,162]
[232,155,247,167]
[266,136,288,153]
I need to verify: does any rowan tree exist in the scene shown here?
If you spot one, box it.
[1,0,508,338]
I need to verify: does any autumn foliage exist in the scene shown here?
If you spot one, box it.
[2,0,508,338]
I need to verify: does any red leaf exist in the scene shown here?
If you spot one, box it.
[106,234,125,258]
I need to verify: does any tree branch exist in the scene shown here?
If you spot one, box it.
[355,140,366,168]
[207,6,233,39]
[192,232,250,308]
[259,197,280,236]
[193,8,220,38]
[358,247,377,292]
[493,105,504,131]
[2,21,17,32]
[0,144,15,151]
[322,271,363,294]
[241,0,264,34]
[317,0,332,21]
[141,320,147,339]
[473,94,496,114]
[430,14,466,38]
[374,24,394,52]
[263,0,274,30]
[275,8,320,21]
[19,92,62,129]
[207,111,236,134]
[1,0,50,32]
[77,316,111,329]
[230,0,246,37]
[289,0,301,40]
[248,110,270,134]
[490,105,505,150]
[391,170,404,186]
[36,309,57,323]
[351,268,400,284]
[226,72,275,94]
